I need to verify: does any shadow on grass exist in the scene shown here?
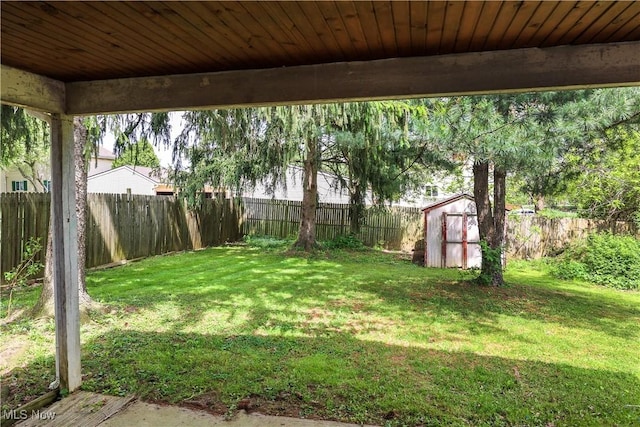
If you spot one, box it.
[86,247,640,340]
[3,330,639,426]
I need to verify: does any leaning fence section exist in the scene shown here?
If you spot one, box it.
[1,193,243,281]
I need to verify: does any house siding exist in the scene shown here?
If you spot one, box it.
[87,167,158,195]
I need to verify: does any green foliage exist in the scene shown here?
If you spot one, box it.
[567,129,640,221]
[475,240,503,286]
[536,209,578,219]
[1,106,48,167]
[551,233,640,290]
[112,137,160,168]
[322,234,366,250]
[243,235,293,249]
[2,238,44,316]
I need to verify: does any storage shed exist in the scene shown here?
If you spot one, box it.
[422,194,481,269]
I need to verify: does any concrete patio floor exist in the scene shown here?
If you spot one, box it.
[15,391,375,427]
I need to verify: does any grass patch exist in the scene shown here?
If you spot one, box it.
[2,245,639,426]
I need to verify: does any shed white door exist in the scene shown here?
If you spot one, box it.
[441,212,481,268]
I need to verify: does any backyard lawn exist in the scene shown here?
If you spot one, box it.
[2,240,639,426]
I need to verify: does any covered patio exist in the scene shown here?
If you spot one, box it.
[2,0,639,400]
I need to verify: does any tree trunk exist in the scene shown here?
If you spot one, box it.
[348,184,364,235]
[472,160,505,286]
[30,118,100,319]
[293,137,319,251]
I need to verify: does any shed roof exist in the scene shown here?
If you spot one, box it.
[422,193,475,212]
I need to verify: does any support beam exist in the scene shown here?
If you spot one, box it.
[1,65,65,113]
[66,41,640,115]
[50,114,81,392]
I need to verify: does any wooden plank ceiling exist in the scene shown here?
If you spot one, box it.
[2,1,640,83]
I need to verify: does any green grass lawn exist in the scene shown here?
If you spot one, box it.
[2,242,640,426]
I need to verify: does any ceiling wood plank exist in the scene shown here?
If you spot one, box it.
[574,1,635,43]
[390,1,412,56]
[467,1,502,52]
[62,2,182,76]
[1,7,145,79]
[65,42,640,115]
[316,1,358,59]
[80,2,191,76]
[441,1,466,53]
[483,1,520,50]
[409,1,428,54]
[540,1,594,46]
[256,2,323,61]
[425,1,447,54]
[512,1,558,47]
[554,1,612,45]
[353,1,386,57]
[106,2,217,70]
[498,1,541,49]
[604,8,640,42]
[454,1,485,53]
[336,1,373,57]
[372,1,399,57]
[296,2,346,60]
[1,65,65,113]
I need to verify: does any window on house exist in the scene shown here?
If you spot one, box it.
[11,180,28,192]
[425,185,439,198]
[43,180,51,193]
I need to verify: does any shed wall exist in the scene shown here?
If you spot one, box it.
[425,198,479,268]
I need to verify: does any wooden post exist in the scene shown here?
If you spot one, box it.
[423,209,428,268]
[50,114,82,392]
[462,213,468,269]
[441,212,447,268]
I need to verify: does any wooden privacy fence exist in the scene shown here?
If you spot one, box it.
[241,197,422,251]
[241,197,638,257]
[505,215,639,259]
[1,193,243,281]
[3,193,638,280]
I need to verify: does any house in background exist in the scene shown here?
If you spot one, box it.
[88,146,116,176]
[242,165,473,208]
[1,146,118,194]
[87,165,162,196]
[1,146,171,196]
[242,165,356,204]
[0,167,51,193]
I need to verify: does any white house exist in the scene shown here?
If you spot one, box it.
[87,165,161,195]
[88,146,117,176]
[242,165,355,204]
[1,146,118,193]
[242,165,473,208]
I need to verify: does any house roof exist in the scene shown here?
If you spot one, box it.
[422,193,475,212]
[87,165,160,185]
[97,146,116,160]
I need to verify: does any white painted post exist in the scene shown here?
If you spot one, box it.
[50,114,82,392]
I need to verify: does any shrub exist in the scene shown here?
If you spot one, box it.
[243,235,291,249]
[551,233,640,290]
[322,234,366,250]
